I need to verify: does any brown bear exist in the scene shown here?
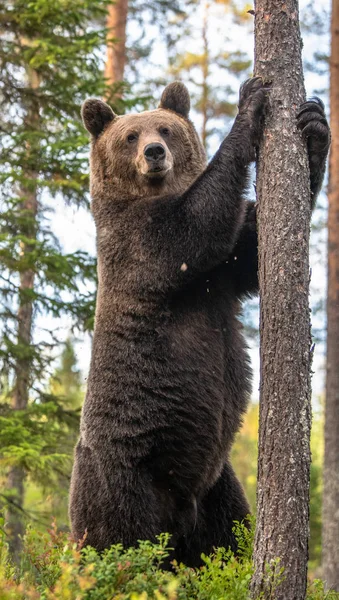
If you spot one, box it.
[69,78,329,566]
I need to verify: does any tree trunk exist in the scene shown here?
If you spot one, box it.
[201,1,209,149]
[251,2,312,599]
[323,0,339,591]
[6,66,39,559]
[104,0,128,97]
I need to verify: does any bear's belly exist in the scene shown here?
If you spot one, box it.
[82,307,251,498]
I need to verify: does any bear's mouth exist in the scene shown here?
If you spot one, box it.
[144,166,169,179]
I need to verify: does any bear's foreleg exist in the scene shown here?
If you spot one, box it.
[227,99,330,299]
[143,78,270,292]
[226,200,259,299]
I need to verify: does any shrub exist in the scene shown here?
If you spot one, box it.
[0,517,338,599]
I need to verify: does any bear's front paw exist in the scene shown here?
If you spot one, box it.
[238,77,271,145]
[245,202,257,232]
[297,98,330,156]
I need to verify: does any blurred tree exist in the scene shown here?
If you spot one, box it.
[323,0,339,591]
[1,340,84,533]
[103,0,186,107]
[43,338,84,528]
[231,403,258,513]
[49,339,83,410]
[168,0,252,152]
[301,0,329,85]
[309,412,324,575]
[105,0,129,98]
[0,0,116,559]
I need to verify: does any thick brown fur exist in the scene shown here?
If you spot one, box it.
[69,80,329,566]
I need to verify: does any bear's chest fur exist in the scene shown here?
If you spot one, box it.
[82,265,251,499]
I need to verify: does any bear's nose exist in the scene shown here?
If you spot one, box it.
[144,143,166,162]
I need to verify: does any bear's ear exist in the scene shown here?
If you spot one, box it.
[81,99,116,137]
[159,82,190,118]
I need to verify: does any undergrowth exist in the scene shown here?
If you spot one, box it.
[0,517,338,599]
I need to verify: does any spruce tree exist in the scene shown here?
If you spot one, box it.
[0,0,111,557]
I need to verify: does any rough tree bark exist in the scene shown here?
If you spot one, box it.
[6,66,40,559]
[323,0,339,591]
[251,2,312,599]
[104,0,128,98]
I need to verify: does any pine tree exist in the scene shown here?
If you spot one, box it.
[323,0,339,590]
[251,0,313,597]
[105,0,129,101]
[103,0,186,107]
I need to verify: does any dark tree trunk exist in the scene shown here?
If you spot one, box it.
[251,1,312,599]
[323,0,339,591]
[6,66,39,560]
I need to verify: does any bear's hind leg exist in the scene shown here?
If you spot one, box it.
[175,462,250,567]
[69,440,166,551]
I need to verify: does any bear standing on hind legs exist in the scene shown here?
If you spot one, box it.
[69,78,330,566]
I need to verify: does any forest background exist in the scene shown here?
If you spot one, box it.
[0,0,330,578]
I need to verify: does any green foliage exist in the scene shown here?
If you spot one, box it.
[0,517,337,599]
[307,580,339,600]
[0,339,83,529]
[49,338,83,409]
[0,0,112,538]
[0,0,108,396]
[0,401,74,483]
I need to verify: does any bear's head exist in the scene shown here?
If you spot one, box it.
[82,82,207,205]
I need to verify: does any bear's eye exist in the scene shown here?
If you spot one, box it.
[127,133,138,143]
[160,127,170,136]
